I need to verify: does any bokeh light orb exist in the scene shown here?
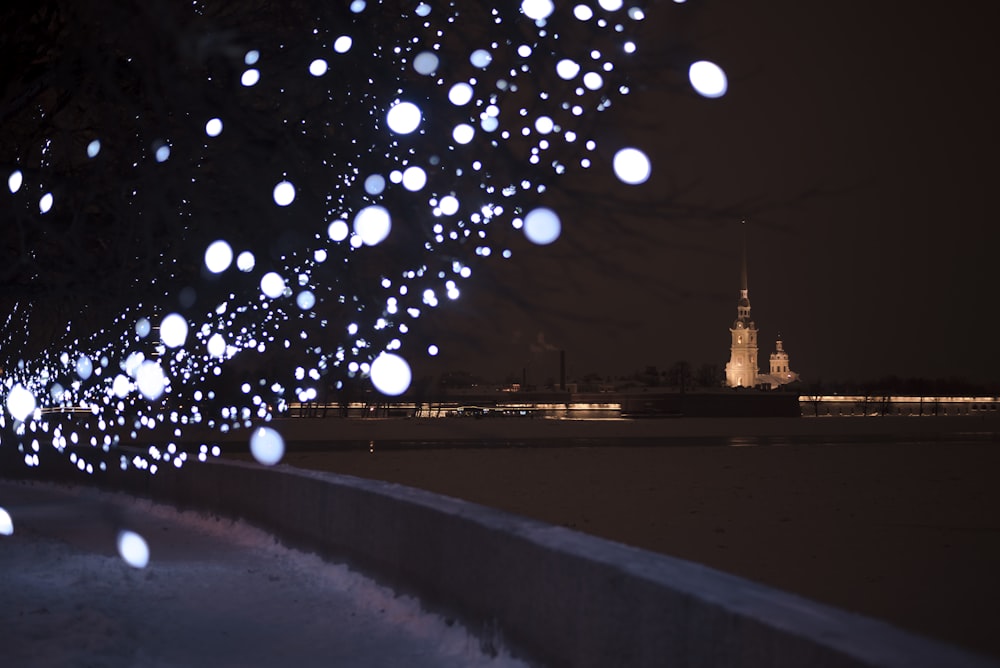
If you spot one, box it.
[160,313,189,348]
[402,166,427,191]
[0,507,12,536]
[370,352,412,396]
[296,290,316,310]
[260,272,286,299]
[250,426,285,466]
[353,206,392,246]
[556,59,580,80]
[207,333,227,358]
[413,51,439,75]
[117,530,150,568]
[8,170,22,193]
[328,219,349,242]
[6,384,36,422]
[448,83,474,106]
[272,180,296,206]
[236,251,256,272]
[136,361,167,400]
[470,49,492,68]
[386,102,422,134]
[689,60,728,98]
[204,240,233,273]
[241,69,260,86]
[309,59,328,76]
[333,35,353,53]
[453,124,475,144]
[522,0,554,21]
[612,148,651,185]
[205,118,223,137]
[523,207,561,245]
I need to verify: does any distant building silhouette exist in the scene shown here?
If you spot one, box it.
[725,226,797,389]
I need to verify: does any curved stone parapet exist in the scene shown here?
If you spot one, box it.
[7,457,996,668]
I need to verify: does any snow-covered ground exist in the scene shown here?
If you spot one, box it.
[0,479,529,667]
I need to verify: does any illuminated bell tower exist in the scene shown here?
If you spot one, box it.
[725,229,758,387]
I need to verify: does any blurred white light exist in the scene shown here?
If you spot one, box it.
[6,384,36,422]
[204,240,233,273]
[470,49,492,68]
[136,361,167,400]
[350,0,366,11]
[0,507,12,536]
[87,140,101,158]
[207,333,226,358]
[524,207,561,245]
[39,193,53,214]
[160,314,188,348]
[448,83,474,106]
[260,272,286,299]
[416,2,431,16]
[386,102,422,134]
[413,52,439,75]
[297,290,316,310]
[364,173,386,195]
[155,144,170,162]
[353,205,392,246]
[556,59,580,80]
[534,116,554,134]
[333,35,353,53]
[328,220,349,242]
[583,72,603,90]
[326,219,349,242]
[117,530,150,568]
[244,50,260,65]
[452,124,475,144]
[689,60,728,98]
[76,355,94,380]
[273,180,296,206]
[573,4,594,20]
[613,148,651,185]
[205,118,223,137]
[427,344,439,356]
[112,374,132,398]
[402,166,427,191]
[8,170,22,194]
[522,0,554,20]
[439,195,459,215]
[309,59,328,76]
[241,69,260,86]
[250,426,285,466]
[370,353,412,396]
[136,317,151,338]
[599,0,623,10]
[236,251,255,272]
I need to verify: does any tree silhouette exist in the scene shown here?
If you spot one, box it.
[1,0,726,473]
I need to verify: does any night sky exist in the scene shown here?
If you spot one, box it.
[428,1,1000,386]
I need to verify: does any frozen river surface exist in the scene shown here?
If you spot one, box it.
[0,479,527,668]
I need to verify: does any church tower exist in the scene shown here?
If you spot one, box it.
[725,228,758,387]
[769,337,791,376]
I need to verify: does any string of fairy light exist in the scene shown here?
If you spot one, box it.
[1,0,727,490]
